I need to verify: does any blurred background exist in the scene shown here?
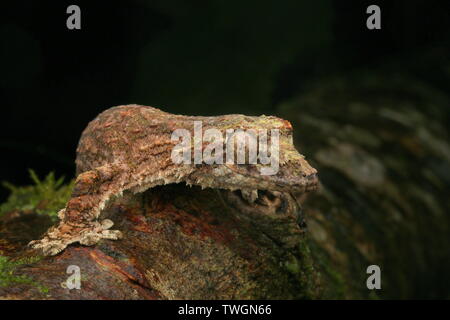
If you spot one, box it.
[0,0,448,200]
[1,0,450,299]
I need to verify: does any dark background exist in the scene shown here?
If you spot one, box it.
[1,0,449,201]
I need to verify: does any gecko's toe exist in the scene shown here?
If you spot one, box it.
[43,242,67,256]
[100,219,114,230]
[79,232,101,246]
[28,239,42,248]
[101,229,123,240]
[29,238,67,256]
[79,228,122,246]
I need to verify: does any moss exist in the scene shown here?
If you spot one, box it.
[0,255,48,293]
[319,257,346,298]
[307,239,346,299]
[298,241,323,299]
[0,169,74,221]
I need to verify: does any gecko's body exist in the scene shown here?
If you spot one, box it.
[30,105,318,255]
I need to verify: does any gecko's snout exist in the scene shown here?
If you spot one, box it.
[294,172,319,193]
[270,164,319,195]
[302,172,319,192]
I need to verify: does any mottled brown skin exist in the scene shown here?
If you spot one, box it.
[29,105,318,255]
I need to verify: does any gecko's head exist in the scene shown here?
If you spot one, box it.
[184,115,318,217]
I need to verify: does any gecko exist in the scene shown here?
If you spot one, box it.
[29,105,318,256]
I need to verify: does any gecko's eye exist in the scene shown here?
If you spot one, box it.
[220,188,300,219]
[238,190,287,214]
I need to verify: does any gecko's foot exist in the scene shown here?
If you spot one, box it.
[28,219,122,256]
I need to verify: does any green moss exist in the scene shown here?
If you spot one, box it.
[284,256,300,274]
[0,255,48,293]
[282,240,323,299]
[0,169,74,220]
[307,239,346,299]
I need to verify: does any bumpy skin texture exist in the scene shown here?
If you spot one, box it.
[29,105,318,255]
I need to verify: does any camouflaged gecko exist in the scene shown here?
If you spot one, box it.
[29,105,318,255]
